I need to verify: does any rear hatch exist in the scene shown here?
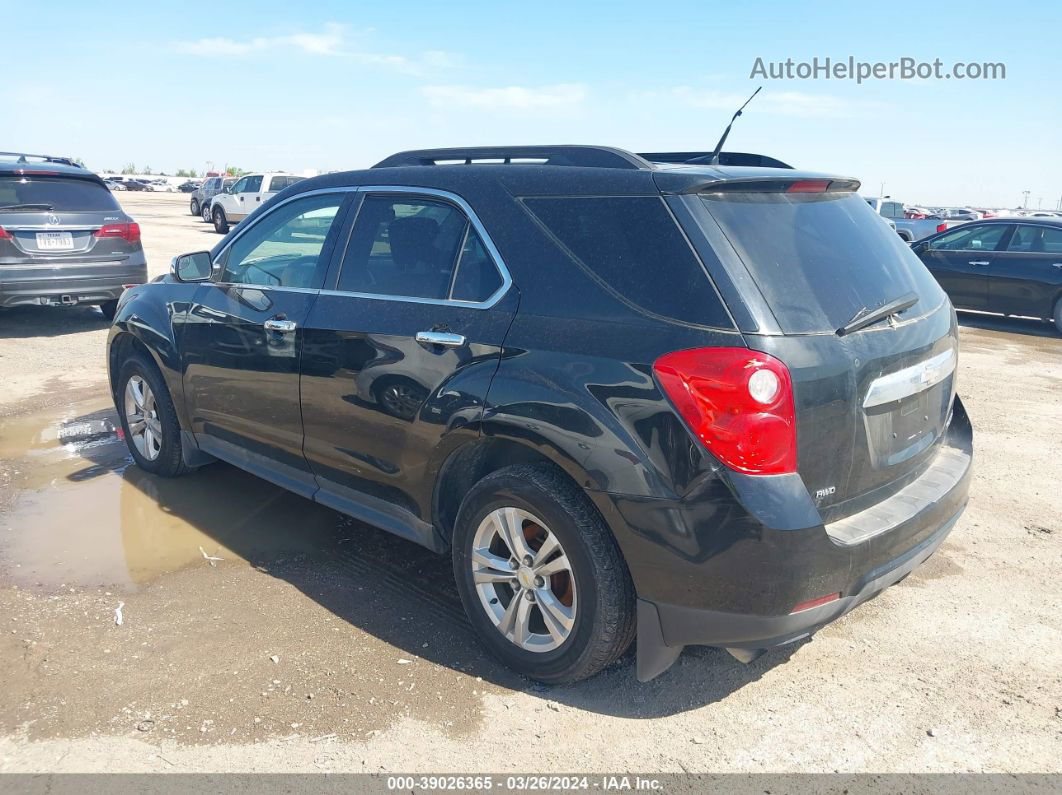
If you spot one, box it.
[0,174,139,263]
[683,180,957,519]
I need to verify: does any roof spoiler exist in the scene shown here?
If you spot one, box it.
[638,151,793,169]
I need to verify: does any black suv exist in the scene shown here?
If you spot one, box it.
[106,146,972,683]
[1,153,147,318]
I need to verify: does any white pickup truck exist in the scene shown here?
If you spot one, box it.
[209,172,304,233]
[864,197,957,242]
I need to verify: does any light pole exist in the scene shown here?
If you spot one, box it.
[1022,190,1031,209]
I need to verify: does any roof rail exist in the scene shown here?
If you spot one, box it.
[0,151,84,168]
[638,151,792,169]
[373,146,652,171]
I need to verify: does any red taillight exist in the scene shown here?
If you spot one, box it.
[653,347,797,475]
[790,593,840,614]
[0,225,11,240]
[786,179,830,193]
[95,222,140,243]
[936,223,948,233]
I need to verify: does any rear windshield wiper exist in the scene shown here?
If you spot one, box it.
[0,203,54,211]
[837,292,919,336]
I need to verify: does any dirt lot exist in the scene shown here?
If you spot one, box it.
[0,192,1059,773]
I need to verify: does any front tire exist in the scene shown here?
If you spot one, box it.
[452,463,636,683]
[1054,298,1062,335]
[190,198,200,216]
[116,354,190,478]
[212,206,229,234]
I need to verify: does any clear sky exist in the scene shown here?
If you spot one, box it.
[5,1,1059,208]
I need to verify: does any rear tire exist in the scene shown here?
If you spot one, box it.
[190,198,200,216]
[452,463,636,683]
[212,205,229,234]
[99,300,118,321]
[1053,298,1062,335]
[116,354,190,478]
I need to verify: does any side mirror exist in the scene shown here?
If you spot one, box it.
[172,251,213,282]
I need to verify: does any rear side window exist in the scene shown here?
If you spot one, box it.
[268,176,302,192]
[698,191,946,334]
[338,196,468,300]
[0,176,119,212]
[521,196,732,328]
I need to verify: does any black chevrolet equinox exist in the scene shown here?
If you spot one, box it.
[106,146,972,682]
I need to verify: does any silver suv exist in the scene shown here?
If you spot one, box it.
[0,153,147,319]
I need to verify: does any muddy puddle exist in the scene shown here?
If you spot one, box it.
[0,397,366,590]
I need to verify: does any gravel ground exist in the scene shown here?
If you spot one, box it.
[0,192,1059,773]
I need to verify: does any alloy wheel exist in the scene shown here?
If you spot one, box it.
[124,374,162,461]
[471,507,577,652]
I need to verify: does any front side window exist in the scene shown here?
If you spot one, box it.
[932,224,1009,251]
[220,193,344,288]
[242,175,263,193]
[337,195,494,300]
[229,177,248,194]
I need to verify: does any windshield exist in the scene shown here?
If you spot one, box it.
[0,176,119,212]
[697,191,945,333]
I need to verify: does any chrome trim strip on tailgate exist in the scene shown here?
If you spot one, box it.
[862,348,955,408]
[0,260,125,270]
[825,443,970,546]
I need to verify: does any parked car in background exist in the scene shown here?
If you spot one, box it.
[0,153,147,319]
[107,177,148,192]
[941,208,981,221]
[864,196,952,241]
[107,145,971,683]
[145,179,175,193]
[904,206,934,220]
[177,181,200,193]
[209,172,304,233]
[913,218,1062,333]
[104,179,127,192]
[189,176,235,218]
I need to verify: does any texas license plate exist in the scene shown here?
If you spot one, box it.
[36,231,74,250]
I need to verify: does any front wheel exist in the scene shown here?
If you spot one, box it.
[190,198,200,216]
[452,463,636,683]
[116,355,190,478]
[212,206,229,234]
[1054,298,1062,335]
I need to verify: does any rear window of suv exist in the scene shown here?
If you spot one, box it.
[696,190,946,334]
[521,196,732,329]
[0,176,119,212]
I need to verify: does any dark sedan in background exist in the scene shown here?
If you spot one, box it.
[913,218,1062,333]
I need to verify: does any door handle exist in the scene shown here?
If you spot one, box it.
[416,330,466,347]
[264,318,297,333]
[968,260,990,266]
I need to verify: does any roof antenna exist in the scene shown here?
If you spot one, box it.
[707,86,762,165]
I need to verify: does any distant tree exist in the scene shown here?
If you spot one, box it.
[121,163,136,174]
[73,157,85,167]
[143,165,153,175]
[225,166,248,177]
[176,168,199,178]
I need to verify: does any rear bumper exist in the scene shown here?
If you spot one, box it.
[635,507,963,680]
[586,396,973,681]
[0,260,147,307]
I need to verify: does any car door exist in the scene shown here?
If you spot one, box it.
[230,174,262,221]
[919,223,1010,310]
[180,190,354,496]
[299,188,516,546]
[987,224,1062,318]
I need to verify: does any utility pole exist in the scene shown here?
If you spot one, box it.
[880,181,885,197]
[1038,197,1043,209]
[1022,190,1031,209]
